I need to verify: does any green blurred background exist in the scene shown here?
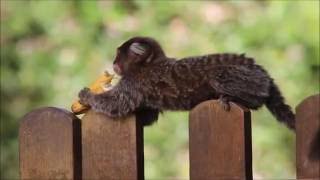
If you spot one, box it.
[1,0,319,179]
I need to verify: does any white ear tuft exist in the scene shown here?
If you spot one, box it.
[130,43,146,55]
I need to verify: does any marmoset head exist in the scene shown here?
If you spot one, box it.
[113,37,165,75]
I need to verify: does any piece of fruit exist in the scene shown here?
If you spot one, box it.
[71,71,114,115]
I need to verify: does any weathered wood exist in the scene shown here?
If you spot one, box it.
[81,110,144,180]
[296,94,320,180]
[19,107,82,180]
[189,100,252,180]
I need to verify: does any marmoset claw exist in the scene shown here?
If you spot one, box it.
[219,96,231,111]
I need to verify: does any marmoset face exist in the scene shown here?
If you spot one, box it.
[113,38,152,76]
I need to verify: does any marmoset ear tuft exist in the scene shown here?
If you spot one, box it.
[129,42,153,63]
[129,43,147,55]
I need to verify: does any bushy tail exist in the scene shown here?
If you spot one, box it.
[265,81,295,130]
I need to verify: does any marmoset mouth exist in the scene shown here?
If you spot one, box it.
[113,64,122,75]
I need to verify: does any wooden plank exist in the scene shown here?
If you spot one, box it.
[81,110,144,180]
[189,100,252,180]
[296,94,320,179]
[19,107,81,180]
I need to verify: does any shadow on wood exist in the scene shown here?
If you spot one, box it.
[189,100,252,180]
[19,107,81,180]
[81,110,144,180]
[296,94,320,179]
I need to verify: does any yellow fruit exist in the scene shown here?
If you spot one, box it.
[71,71,114,115]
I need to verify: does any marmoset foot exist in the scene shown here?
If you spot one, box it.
[218,95,231,111]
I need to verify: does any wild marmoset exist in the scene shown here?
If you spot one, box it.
[79,37,295,129]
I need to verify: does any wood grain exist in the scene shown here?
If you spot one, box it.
[81,110,144,180]
[19,107,81,180]
[189,100,252,180]
[296,94,320,179]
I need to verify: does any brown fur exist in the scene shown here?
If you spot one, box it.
[79,37,295,129]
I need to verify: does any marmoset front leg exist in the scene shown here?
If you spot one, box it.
[78,85,143,118]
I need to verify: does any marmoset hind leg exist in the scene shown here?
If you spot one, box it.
[217,94,266,111]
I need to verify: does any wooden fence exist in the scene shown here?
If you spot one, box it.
[19,94,320,180]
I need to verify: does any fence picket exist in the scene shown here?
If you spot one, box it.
[19,94,320,179]
[296,94,320,179]
[19,107,81,179]
[81,110,144,180]
[189,100,252,180]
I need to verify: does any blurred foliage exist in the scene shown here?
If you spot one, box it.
[1,0,319,179]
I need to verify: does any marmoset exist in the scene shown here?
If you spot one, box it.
[79,37,295,129]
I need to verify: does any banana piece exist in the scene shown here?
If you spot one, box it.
[71,71,113,115]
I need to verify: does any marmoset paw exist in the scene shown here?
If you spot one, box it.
[218,96,231,111]
[221,102,231,111]
[78,87,92,106]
